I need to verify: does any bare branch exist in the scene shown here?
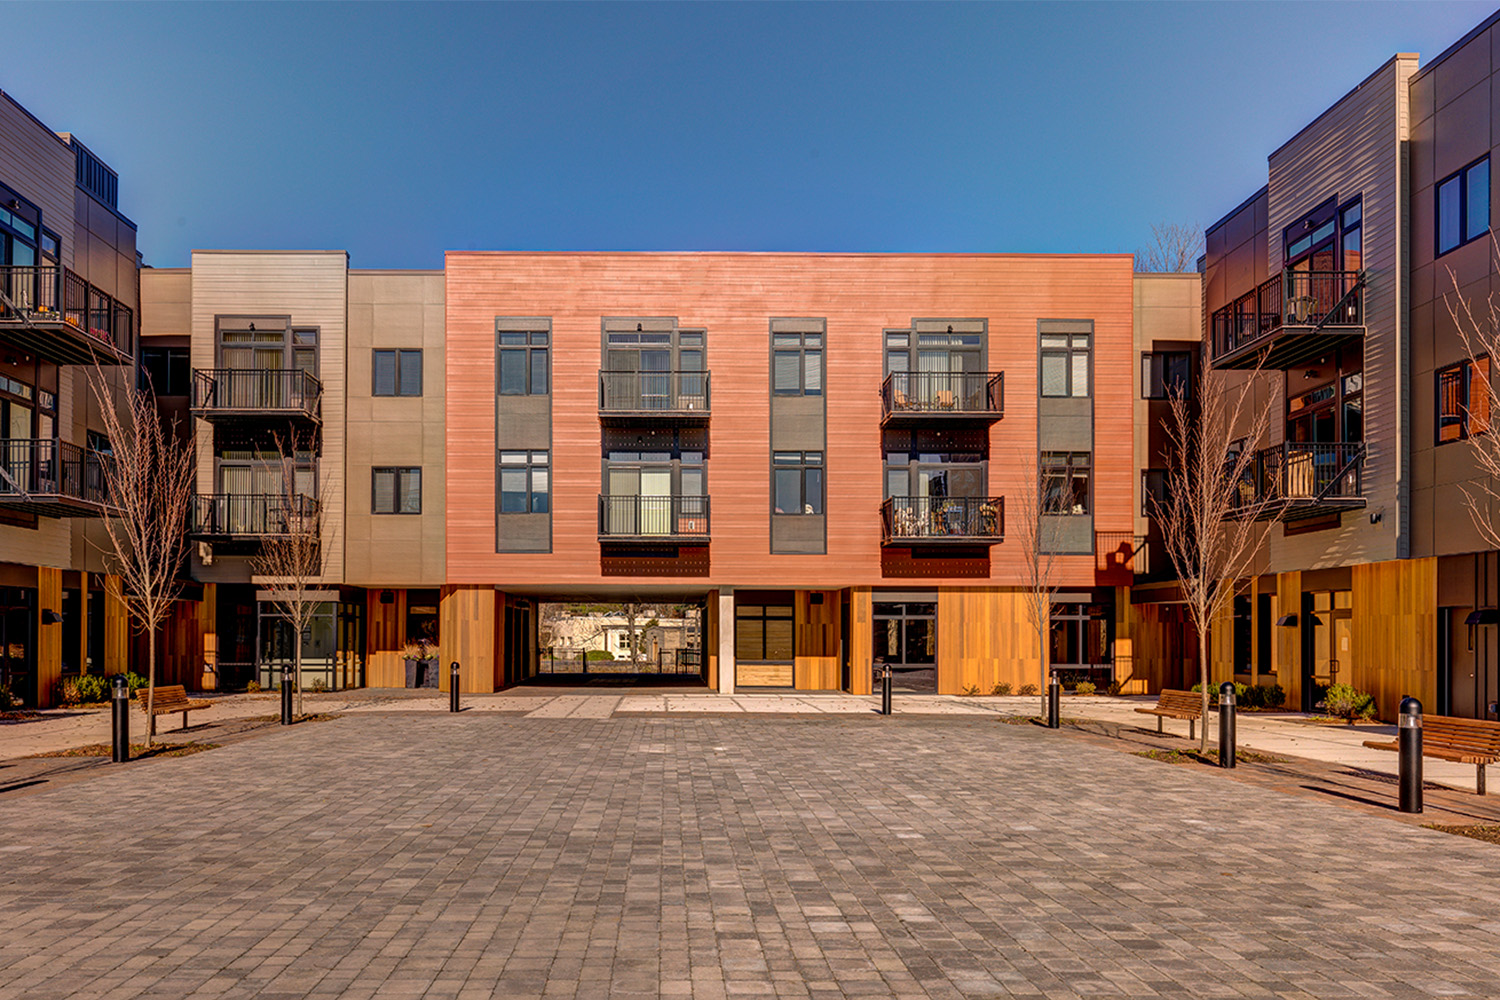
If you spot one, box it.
[1136,223,1205,274]
[1011,448,1066,712]
[1442,239,1500,551]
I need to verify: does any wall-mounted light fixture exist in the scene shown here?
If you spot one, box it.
[1274,613,1298,627]
[1465,608,1500,626]
[380,590,395,605]
[41,609,62,624]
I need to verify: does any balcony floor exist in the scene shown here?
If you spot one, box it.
[1213,325,1363,371]
[0,319,130,366]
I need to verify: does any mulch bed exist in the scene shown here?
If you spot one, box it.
[30,742,219,760]
[1133,748,1289,766]
[1424,823,1500,845]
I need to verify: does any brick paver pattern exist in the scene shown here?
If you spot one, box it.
[2,714,1498,999]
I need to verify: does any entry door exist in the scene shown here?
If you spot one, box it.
[1450,608,1479,719]
[640,469,672,534]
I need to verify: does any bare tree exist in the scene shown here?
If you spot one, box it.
[1137,223,1205,274]
[1012,450,1066,716]
[1444,247,1500,549]
[1152,359,1275,751]
[249,437,326,718]
[89,367,195,746]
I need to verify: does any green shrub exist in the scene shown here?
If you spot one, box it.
[990,682,1013,696]
[585,650,615,661]
[122,672,147,694]
[1106,680,1122,696]
[1241,684,1266,709]
[59,674,111,705]
[311,678,328,693]
[0,681,18,710]
[1074,681,1097,695]
[1018,683,1038,697]
[245,680,262,693]
[1262,684,1286,709]
[1323,683,1376,721]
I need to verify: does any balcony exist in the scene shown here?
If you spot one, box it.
[881,371,1004,426]
[0,438,113,517]
[0,265,134,364]
[598,371,710,424]
[597,494,710,542]
[1210,269,1364,370]
[190,369,322,424]
[880,495,1004,545]
[189,493,320,539]
[1227,442,1366,522]
[1095,531,1150,577]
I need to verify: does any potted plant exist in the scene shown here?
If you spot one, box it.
[403,639,437,689]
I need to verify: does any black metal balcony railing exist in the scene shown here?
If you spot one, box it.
[1228,442,1366,521]
[0,265,134,362]
[881,371,1004,422]
[598,371,710,416]
[880,495,1004,544]
[0,438,112,516]
[191,369,323,421]
[597,494,710,540]
[1094,531,1150,576]
[1210,268,1364,369]
[191,493,320,537]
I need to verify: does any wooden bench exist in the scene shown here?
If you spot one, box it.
[135,684,212,734]
[1135,689,1205,739]
[1363,714,1500,795]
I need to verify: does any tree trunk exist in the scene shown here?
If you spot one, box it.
[1198,626,1210,753]
[1039,622,1050,718]
[145,626,156,748]
[295,626,303,719]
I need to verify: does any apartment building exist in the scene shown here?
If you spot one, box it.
[0,89,139,708]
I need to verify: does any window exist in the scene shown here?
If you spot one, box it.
[372,350,422,396]
[139,347,189,395]
[1437,357,1491,443]
[1041,332,1091,397]
[773,331,822,395]
[498,330,549,395]
[1142,469,1169,517]
[1141,351,1193,400]
[499,451,549,513]
[372,467,421,514]
[1041,452,1090,515]
[735,604,793,662]
[1340,198,1362,271]
[1438,156,1490,256]
[883,430,985,499]
[773,452,823,514]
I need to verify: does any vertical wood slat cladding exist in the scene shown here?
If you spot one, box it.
[444,253,1134,590]
[1351,558,1438,721]
[366,589,408,689]
[1275,571,1303,711]
[705,589,719,688]
[935,588,1040,695]
[794,590,840,690]
[438,586,503,693]
[847,587,872,695]
[1114,600,1195,694]
[35,567,62,708]
[104,574,129,677]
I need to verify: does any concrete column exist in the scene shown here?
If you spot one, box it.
[717,589,735,695]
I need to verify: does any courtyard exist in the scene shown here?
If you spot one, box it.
[1,711,1499,999]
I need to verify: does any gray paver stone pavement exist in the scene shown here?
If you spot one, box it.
[2,713,1499,998]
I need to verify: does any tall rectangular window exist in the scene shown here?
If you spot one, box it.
[1040,332,1091,397]
[499,451,549,513]
[772,332,822,395]
[372,349,422,396]
[139,346,189,395]
[773,452,824,514]
[1141,351,1193,400]
[1437,357,1491,443]
[498,330,549,395]
[1141,469,1168,517]
[735,604,794,661]
[1041,452,1091,514]
[1438,156,1490,256]
[372,467,421,514]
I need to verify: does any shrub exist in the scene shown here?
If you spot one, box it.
[1323,683,1376,721]
[1074,681,1097,696]
[1241,684,1266,709]
[122,672,147,695]
[1018,683,1038,697]
[1262,684,1286,709]
[585,650,616,661]
[59,674,111,705]
[960,684,981,697]
[311,678,328,693]
[0,681,18,710]
[990,682,1013,696]
[246,680,262,693]
[1106,680,1122,696]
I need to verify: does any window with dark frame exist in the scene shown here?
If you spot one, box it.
[373,349,422,396]
[139,346,189,395]
[372,467,421,514]
[1141,469,1169,518]
[1438,156,1490,257]
[498,330,549,395]
[1437,356,1491,443]
[1041,452,1091,515]
[772,452,823,514]
[1040,332,1091,398]
[1141,351,1193,400]
[498,450,550,514]
[734,604,794,662]
[772,331,823,395]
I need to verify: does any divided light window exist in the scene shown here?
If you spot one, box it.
[1141,469,1168,518]
[1040,331,1091,398]
[1041,452,1091,515]
[373,350,422,396]
[139,346,190,395]
[735,604,793,662]
[1437,356,1491,444]
[498,330,549,395]
[1141,351,1193,400]
[372,467,421,514]
[499,450,550,513]
[773,332,822,395]
[773,452,823,514]
[1438,156,1490,257]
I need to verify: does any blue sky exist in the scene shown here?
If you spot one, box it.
[4,1,1496,269]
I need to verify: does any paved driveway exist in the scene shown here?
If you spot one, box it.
[1,713,1498,998]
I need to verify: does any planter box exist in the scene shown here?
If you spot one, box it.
[405,657,437,688]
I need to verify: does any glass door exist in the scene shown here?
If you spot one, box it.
[873,602,936,693]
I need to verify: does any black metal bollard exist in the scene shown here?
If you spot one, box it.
[111,675,130,763]
[1047,673,1061,729]
[1218,681,1237,768]
[1399,696,1423,813]
[450,661,461,713]
[881,665,892,716]
[280,665,293,725]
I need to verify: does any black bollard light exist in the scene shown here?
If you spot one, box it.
[280,665,293,726]
[1399,696,1423,813]
[450,661,461,713]
[881,664,892,716]
[1218,681,1237,769]
[111,675,130,763]
[1047,673,1061,729]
